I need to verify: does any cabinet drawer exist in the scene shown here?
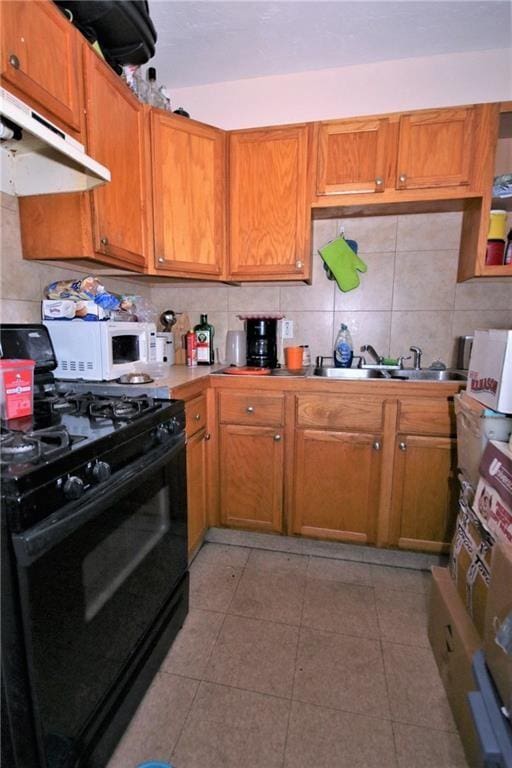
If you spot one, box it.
[219,391,284,426]
[297,395,383,432]
[185,394,207,437]
[398,397,456,436]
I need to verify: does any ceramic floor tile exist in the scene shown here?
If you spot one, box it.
[302,578,379,638]
[393,723,469,768]
[229,568,305,625]
[192,542,250,568]
[172,681,290,768]
[285,700,398,768]
[204,614,298,697]
[375,587,430,647]
[294,626,390,718]
[106,672,198,768]
[383,641,457,731]
[189,560,243,612]
[160,608,224,679]
[370,564,431,593]
[245,548,308,574]
[307,556,373,586]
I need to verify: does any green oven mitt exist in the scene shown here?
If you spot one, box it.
[319,237,367,292]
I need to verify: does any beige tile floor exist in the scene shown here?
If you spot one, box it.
[107,542,469,768]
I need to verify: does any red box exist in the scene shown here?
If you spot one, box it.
[0,359,35,420]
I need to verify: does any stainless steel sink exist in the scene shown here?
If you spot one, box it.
[313,367,467,381]
[388,369,468,381]
[313,367,386,379]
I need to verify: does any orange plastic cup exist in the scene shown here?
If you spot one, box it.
[284,346,303,370]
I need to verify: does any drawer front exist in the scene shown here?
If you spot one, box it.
[297,395,383,432]
[185,394,207,437]
[398,397,456,436]
[219,391,284,426]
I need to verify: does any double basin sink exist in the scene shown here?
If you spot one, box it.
[314,367,468,381]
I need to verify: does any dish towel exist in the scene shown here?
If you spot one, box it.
[318,237,367,292]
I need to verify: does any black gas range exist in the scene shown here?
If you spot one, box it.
[1,325,189,768]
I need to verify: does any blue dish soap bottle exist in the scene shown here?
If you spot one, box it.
[334,323,353,368]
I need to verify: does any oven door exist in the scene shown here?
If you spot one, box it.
[11,437,187,768]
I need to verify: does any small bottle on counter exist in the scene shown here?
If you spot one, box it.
[194,314,215,365]
[186,330,197,367]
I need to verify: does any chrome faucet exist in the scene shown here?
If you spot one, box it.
[360,345,383,365]
[410,346,423,370]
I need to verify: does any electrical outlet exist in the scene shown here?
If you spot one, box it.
[282,319,294,339]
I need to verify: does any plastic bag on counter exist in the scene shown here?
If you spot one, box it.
[116,295,158,324]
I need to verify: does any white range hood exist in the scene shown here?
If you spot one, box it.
[0,87,110,197]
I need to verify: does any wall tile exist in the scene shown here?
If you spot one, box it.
[228,285,280,312]
[455,278,512,310]
[0,299,41,323]
[397,212,463,251]
[334,252,395,312]
[335,215,398,253]
[0,191,18,212]
[279,311,334,361]
[280,253,335,312]
[393,250,458,310]
[333,311,392,358]
[452,310,512,337]
[390,311,453,366]
[151,284,229,313]
[311,218,338,252]
[1,207,43,301]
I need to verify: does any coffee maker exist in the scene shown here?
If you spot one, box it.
[245,317,278,369]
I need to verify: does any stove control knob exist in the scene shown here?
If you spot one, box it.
[168,417,180,434]
[155,425,169,444]
[63,475,84,501]
[91,461,111,484]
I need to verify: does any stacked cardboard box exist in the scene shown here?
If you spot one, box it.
[483,543,512,719]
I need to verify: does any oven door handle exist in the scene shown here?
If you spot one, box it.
[12,434,186,567]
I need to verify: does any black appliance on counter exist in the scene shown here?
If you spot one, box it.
[245,317,278,369]
[0,324,189,768]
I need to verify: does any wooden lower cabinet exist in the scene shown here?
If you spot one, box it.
[187,428,208,556]
[219,424,284,532]
[292,429,382,544]
[390,434,458,554]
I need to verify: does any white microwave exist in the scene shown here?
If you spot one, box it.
[44,321,157,381]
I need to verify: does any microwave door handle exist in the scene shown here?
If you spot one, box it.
[12,435,186,567]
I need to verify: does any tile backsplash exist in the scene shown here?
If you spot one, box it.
[152,213,512,367]
[2,192,511,369]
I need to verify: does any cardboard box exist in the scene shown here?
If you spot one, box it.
[450,499,495,637]
[484,543,512,716]
[455,393,512,489]
[479,440,512,509]
[467,329,512,414]
[429,567,483,767]
[473,476,512,546]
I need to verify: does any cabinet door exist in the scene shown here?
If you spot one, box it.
[396,108,475,190]
[85,49,151,269]
[228,125,311,280]
[316,118,393,195]
[219,424,283,532]
[391,435,458,553]
[151,111,225,278]
[1,0,81,133]
[292,430,382,544]
[187,428,208,556]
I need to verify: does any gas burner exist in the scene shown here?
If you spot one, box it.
[88,395,155,423]
[0,425,71,465]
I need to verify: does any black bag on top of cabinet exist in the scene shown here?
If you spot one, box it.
[53,1,157,71]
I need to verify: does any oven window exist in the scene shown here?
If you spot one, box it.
[111,334,140,364]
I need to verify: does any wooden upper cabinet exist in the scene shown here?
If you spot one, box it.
[228,124,312,281]
[1,0,82,135]
[150,111,226,278]
[84,47,151,270]
[396,108,474,191]
[316,118,394,195]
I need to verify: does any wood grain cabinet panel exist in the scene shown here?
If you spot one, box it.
[396,108,475,190]
[228,125,312,280]
[297,394,383,432]
[219,424,284,532]
[151,111,226,278]
[1,0,82,134]
[218,392,284,427]
[292,429,381,544]
[185,394,207,437]
[398,397,456,436]
[187,427,208,556]
[391,435,458,554]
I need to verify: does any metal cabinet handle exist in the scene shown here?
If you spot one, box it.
[204,433,211,441]
[9,54,20,70]
[375,177,384,188]
[398,174,407,184]
[274,434,281,442]
[100,236,109,246]
[246,406,254,413]
[399,442,407,451]
[158,257,165,263]
[194,413,200,421]
[373,441,381,451]
[295,260,303,269]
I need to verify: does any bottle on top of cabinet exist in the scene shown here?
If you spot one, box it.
[194,314,215,365]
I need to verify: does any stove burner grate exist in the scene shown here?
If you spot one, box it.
[0,425,71,465]
[88,395,155,423]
